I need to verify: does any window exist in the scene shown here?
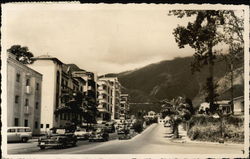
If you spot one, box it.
[16,73,20,82]
[25,128,31,132]
[17,128,25,132]
[36,83,39,90]
[26,79,30,86]
[25,99,29,106]
[35,121,38,129]
[46,124,49,128]
[14,118,19,126]
[24,119,28,127]
[35,102,39,109]
[15,95,19,104]
[8,129,16,132]
[40,124,43,128]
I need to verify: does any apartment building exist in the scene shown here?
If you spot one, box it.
[56,64,86,127]
[120,94,129,120]
[7,53,42,135]
[28,55,63,133]
[97,80,113,123]
[98,77,121,120]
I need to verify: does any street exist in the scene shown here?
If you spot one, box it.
[8,123,244,154]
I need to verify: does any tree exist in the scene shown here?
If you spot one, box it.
[55,91,85,129]
[7,45,34,64]
[169,10,244,113]
[161,96,192,138]
[220,11,244,114]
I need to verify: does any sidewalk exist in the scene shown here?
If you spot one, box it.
[170,125,243,146]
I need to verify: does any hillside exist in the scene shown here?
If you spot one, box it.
[102,55,244,112]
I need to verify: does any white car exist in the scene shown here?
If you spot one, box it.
[164,122,171,127]
[7,127,32,143]
[74,128,91,140]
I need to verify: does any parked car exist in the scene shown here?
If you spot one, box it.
[74,128,91,140]
[105,122,115,133]
[7,127,32,143]
[164,122,171,127]
[37,128,77,150]
[117,124,129,134]
[89,127,109,142]
[118,127,131,140]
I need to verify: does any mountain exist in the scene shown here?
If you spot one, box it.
[102,55,243,113]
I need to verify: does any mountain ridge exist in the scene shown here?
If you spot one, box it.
[102,55,243,113]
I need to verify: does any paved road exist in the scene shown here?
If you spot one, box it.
[8,123,244,154]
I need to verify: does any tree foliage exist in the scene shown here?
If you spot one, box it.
[169,10,244,113]
[161,96,193,138]
[7,45,34,64]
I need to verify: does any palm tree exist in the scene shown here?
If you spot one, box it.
[161,96,193,138]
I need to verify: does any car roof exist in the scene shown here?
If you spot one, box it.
[8,127,31,129]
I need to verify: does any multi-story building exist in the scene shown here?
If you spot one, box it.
[56,64,86,127]
[98,77,121,120]
[120,94,129,120]
[7,53,42,135]
[28,55,63,133]
[70,67,98,124]
[97,80,113,123]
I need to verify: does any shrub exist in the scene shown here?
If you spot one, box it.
[187,114,244,143]
[133,120,144,133]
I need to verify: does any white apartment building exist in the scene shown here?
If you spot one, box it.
[98,77,121,120]
[97,80,113,123]
[28,55,63,133]
[120,94,129,120]
[7,53,42,135]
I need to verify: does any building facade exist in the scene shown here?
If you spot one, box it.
[7,53,42,135]
[56,64,87,127]
[97,80,113,123]
[233,96,244,115]
[120,94,129,120]
[70,68,98,124]
[28,55,63,133]
[98,77,121,120]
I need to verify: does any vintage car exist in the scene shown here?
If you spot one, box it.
[88,127,109,142]
[74,128,91,140]
[164,122,171,127]
[117,124,129,134]
[37,128,77,150]
[7,127,32,143]
[105,122,115,133]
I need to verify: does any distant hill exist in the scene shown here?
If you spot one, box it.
[102,55,244,113]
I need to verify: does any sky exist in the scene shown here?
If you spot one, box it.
[2,4,245,75]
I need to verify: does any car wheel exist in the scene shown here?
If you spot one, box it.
[21,137,28,143]
[39,146,45,150]
[89,139,92,142]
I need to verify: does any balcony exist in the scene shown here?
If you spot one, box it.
[24,106,32,115]
[61,87,71,93]
[25,86,32,94]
